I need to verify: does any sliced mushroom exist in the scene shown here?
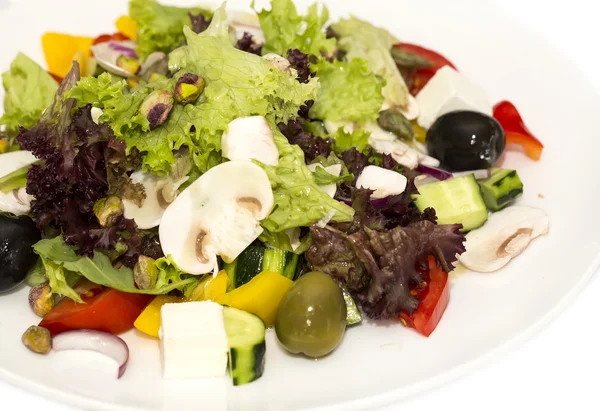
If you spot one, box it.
[122,171,187,230]
[356,165,408,199]
[228,11,265,44]
[221,116,280,166]
[458,206,549,273]
[90,41,139,78]
[159,161,274,275]
[307,163,342,198]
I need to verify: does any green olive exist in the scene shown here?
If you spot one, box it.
[275,271,347,358]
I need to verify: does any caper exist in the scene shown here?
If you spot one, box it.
[275,271,347,358]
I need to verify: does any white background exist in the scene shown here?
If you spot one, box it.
[1,0,599,410]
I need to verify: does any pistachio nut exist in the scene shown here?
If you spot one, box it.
[148,73,167,83]
[116,55,141,75]
[140,89,174,130]
[174,73,205,105]
[133,255,158,290]
[377,109,415,141]
[93,195,124,228]
[22,326,52,354]
[127,77,141,89]
[28,283,55,317]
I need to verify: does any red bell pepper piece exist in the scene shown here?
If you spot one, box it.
[493,101,544,161]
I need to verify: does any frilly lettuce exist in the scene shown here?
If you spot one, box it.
[129,0,212,58]
[259,125,354,233]
[254,0,336,57]
[0,53,58,136]
[331,17,410,110]
[68,5,319,174]
[310,58,384,125]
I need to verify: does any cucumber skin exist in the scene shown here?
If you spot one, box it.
[478,169,524,211]
[229,340,266,386]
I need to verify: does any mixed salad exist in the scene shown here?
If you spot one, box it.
[0,0,549,385]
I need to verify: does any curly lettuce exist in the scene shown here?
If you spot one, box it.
[129,0,212,58]
[254,0,336,57]
[331,17,409,110]
[1,53,58,136]
[69,5,319,174]
[311,58,384,125]
[259,126,354,233]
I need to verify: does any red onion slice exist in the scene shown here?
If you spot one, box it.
[108,42,138,59]
[52,330,129,378]
[415,164,453,181]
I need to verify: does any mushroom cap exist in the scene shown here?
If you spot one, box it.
[356,165,408,199]
[221,116,280,166]
[458,205,549,273]
[123,171,167,230]
[159,161,274,275]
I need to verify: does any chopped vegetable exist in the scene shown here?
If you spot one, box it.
[115,15,138,40]
[134,295,183,338]
[477,168,524,211]
[493,100,544,161]
[216,271,294,327]
[42,32,94,78]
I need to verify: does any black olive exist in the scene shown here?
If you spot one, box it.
[0,214,41,293]
[426,111,506,171]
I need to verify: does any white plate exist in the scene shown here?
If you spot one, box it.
[1,0,600,410]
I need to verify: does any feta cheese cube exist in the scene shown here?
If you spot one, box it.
[356,165,408,199]
[159,301,228,379]
[415,66,492,129]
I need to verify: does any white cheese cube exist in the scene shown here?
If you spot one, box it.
[308,163,343,198]
[159,302,228,379]
[356,165,408,199]
[415,66,492,129]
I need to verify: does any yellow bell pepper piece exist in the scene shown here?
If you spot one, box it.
[134,295,183,338]
[42,33,95,78]
[216,271,293,327]
[188,270,229,302]
[115,16,139,41]
[412,120,428,144]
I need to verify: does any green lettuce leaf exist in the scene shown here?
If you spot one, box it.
[259,126,354,232]
[311,58,384,125]
[0,53,58,135]
[33,237,199,299]
[330,127,371,154]
[41,256,83,303]
[68,6,319,175]
[331,17,409,109]
[254,0,336,57]
[129,0,212,58]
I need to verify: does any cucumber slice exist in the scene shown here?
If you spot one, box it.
[223,306,266,386]
[225,245,302,288]
[477,168,523,211]
[414,174,488,231]
[342,287,362,325]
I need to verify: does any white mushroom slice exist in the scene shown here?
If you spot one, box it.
[90,41,138,78]
[307,163,342,198]
[159,161,274,275]
[122,171,186,230]
[222,116,280,166]
[228,11,265,43]
[0,188,33,216]
[356,165,408,199]
[0,151,37,178]
[458,206,549,273]
[262,53,292,75]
